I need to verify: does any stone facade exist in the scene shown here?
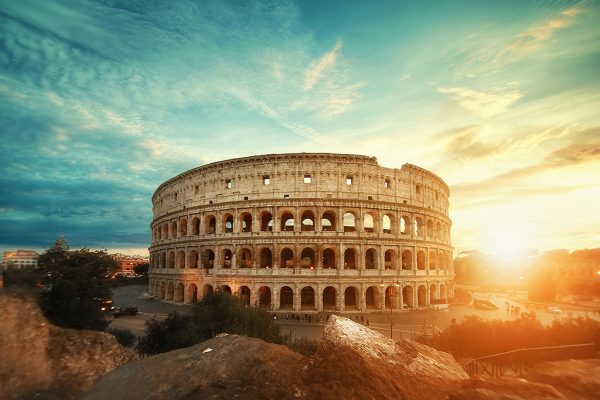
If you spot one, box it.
[148,153,455,312]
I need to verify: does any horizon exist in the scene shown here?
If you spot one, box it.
[1,0,599,255]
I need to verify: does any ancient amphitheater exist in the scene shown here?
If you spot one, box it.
[148,153,454,313]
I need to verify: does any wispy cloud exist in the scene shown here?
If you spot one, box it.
[494,4,586,65]
[438,86,523,117]
[304,40,342,91]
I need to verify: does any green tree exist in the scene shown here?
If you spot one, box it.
[137,291,282,355]
[133,262,149,275]
[38,236,118,331]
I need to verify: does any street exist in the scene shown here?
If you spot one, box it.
[109,285,600,340]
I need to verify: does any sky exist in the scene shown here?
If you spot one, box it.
[0,0,599,257]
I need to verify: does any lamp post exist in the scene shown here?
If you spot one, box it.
[381,280,400,339]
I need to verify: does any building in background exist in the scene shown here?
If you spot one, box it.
[1,250,39,271]
[112,254,149,276]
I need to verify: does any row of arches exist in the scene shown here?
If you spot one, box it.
[152,209,450,243]
[149,280,451,311]
[151,246,452,271]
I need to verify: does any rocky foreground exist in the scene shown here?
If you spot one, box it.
[1,292,599,399]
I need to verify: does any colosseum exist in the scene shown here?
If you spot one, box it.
[148,153,454,313]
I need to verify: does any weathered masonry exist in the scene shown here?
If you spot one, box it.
[148,153,455,312]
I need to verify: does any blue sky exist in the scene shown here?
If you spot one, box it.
[1,0,599,256]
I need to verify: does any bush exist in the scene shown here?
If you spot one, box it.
[108,327,136,347]
[137,292,283,355]
[417,314,600,362]
[286,337,318,357]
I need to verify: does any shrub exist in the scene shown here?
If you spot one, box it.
[137,292,283,355]
[108,327,136,347]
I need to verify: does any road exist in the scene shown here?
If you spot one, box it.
[109,285,600,340]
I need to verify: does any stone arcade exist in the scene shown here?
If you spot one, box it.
[148,153,454,312]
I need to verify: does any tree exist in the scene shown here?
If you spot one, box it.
[137,291,283,355]
[133,262,149,276]
[38,236,118,331]
[527,265,556,301]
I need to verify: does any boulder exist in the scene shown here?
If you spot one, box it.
[304,315,469,399]
[0,293,135,400]
[82,333,309,400]
[525,359,600,400]
[449,376,567,400]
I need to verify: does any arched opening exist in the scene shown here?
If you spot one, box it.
[417,250,425,270]
[322,286,337,310]
[280,286,293,309]
[170,221,177,238]
[301,211,315,232]
[281,247,294,268]
[385,286,398,309]
[188,250,198,268]
[239,286,251,305]
[385,249,396,270]
[436,222,442,240]
[281,212,294,231]
[162,224,169,240]
[439,251,446,270]
[343,212,356,232]
[179,219,187,237]
[222,249,233,269]
[191,217,200,235]
[300,247,315,268]
[400,216,409,234]
[439,283,446,302]
[223,213,234,233]
[402,286,414,309]
[301,286,315,310]
[203,249,215,269]
[430,284,437,303]
[427,220,434,238]
[417,285,427,306]
[177,250,185,268]
[429,251,437,270]
[241,213,253,233]
[260,212,273,232]
[365,286,378,309]
[344,286,358,309]
[415,217,424,237]
[365,248,377,269]
[344,248,356,269]
[321,211,336,232]
[383,214,394,234]
[175,282,184,302]
[238,248,252,268]
[260,248,272,268]
[203,284,214,297]
[205,215,216,234]
[159,281,166,299]
[258,286,271,308]
[402,250,412,270]
[220,285,232,295]
[363,213,374,233]
[160,252,166,268]
[166,282,174,301]
[168,251,175,269]
[322,248,336,269]
[187,283,198,303]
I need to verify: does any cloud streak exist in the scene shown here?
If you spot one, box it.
[304,40,342,91]
[438,86,523,117]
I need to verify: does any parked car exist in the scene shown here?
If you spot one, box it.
[112,306,138,318]
[473,298,498,310]
[547,306,563,314]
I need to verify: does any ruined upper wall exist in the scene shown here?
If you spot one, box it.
[152,153,450,217]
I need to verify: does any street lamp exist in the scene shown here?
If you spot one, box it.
[381,280,401,339]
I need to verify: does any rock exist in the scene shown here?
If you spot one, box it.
[525,359,600,400]
[82,333,309,400]
[304,315,469,400]
[0,293,135,400]
[449,376,567,400]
